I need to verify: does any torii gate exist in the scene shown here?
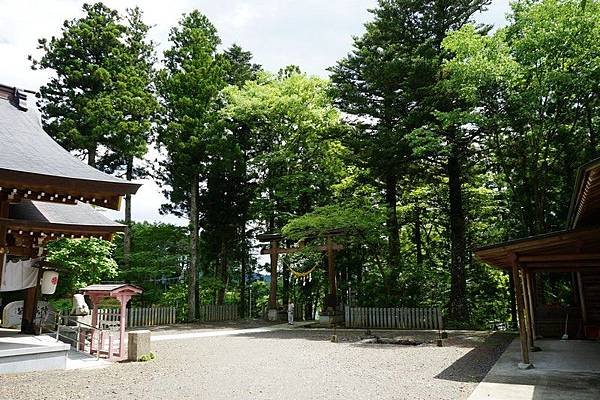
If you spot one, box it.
[257,230,344,322]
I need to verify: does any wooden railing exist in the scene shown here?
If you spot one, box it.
[344,306,443,330]
[98,306,177,328]
[198,304,239,322]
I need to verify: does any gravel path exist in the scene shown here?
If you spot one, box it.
[0,328,513,400]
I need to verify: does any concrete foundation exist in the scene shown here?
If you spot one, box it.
[468,338,600,400]
[0,329,70,374]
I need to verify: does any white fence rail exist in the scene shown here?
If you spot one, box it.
[345,307,443,330]
[198,304,239,321]
[98,307,177,328]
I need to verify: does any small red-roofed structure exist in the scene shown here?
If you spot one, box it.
[81,283,142,358]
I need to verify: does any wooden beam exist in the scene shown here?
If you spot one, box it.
[518,253,600,262]
[510,253,531,366]
[524,270,537,346]
[521,263,600,270]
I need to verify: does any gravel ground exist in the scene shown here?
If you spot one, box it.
[0,327,513,400]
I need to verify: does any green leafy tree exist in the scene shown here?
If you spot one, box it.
[31,4,158,267]
[113,222,188,305]
[157,11,226,320]
[221,70,347,308]
[46,238,118,297]
[330,0,489,319]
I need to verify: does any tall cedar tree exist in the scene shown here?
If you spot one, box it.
[157,11,225,320]
[199,44,261,307]
[31,3,125,168]
[330,0,489,319]
[103,8,158,266]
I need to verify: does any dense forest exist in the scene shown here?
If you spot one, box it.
[34,0,600,328]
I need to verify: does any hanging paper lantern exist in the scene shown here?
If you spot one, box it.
[41,270,59,294]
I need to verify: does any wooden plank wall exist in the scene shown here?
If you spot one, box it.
[198,304,239,322]
[344,307,443,330]
[98,307,177,328]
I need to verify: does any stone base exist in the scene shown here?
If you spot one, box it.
[518,362,534,370]
[267,309,279,321]
[319,311,345,326]
[128,330,151,361]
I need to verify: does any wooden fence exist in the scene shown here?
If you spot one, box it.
[344,307,443,330]
[198,304,239,322]
[98,306,177,328]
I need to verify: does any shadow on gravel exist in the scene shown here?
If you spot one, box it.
[435,331,516,383]
[230,328,505,352]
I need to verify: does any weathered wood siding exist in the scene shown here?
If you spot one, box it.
[197,304,239,322]
[344,307,443,330]
[98,307,177,328]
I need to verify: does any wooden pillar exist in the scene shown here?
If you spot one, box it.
[118,295,131,358]
[268,240,279,309]
[21,284,39,334]
[577,272,587,325]
[0,197,9,288]
[327,236,336,297]
[522,269,536,350]
[90,295,101,328]
[510,254,532,367]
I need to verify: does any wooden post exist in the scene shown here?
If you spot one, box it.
[0,197,9,292]
[577,272,587,325]
[525,271,538,344]
[510,254,532,368]
[521,269,535,350]
[268,240,279,309]
[327,235,336,297]
[118,294,131,358]
[21,285,38,334]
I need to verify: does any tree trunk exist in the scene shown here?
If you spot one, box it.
[414,206,423,267]
[124,157,134,269]
[239,219,247,318]
[188,174,199,321]
[217,241,228,305]
[282,248,290,306]
[87,143,97,168]
[385,174,400,284]
[447,144,468,322]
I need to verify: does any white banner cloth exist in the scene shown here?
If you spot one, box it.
[0,255,40,292]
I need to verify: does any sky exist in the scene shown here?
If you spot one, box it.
[0,0,511,225]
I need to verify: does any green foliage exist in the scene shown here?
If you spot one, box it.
[137,352,156,362]
[159,283,187,322]
[32,3,157,171]
[114,222,188,305]
[46,238,118,297]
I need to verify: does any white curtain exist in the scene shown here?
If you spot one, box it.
[0,254,39,292]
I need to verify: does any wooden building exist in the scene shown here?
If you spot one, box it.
[0,83,140,333]
[475,158,600,367]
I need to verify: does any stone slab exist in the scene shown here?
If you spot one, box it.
[128,330,151,361]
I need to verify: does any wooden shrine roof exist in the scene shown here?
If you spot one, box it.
[0,200,124,256]
[80,283,143,296]
[7,200,124,231]
[475,227,600,270]
[567,157,600,229]
[0,84,140,210]
[476,158,600,270]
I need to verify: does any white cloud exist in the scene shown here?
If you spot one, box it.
[0,0,510,225]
